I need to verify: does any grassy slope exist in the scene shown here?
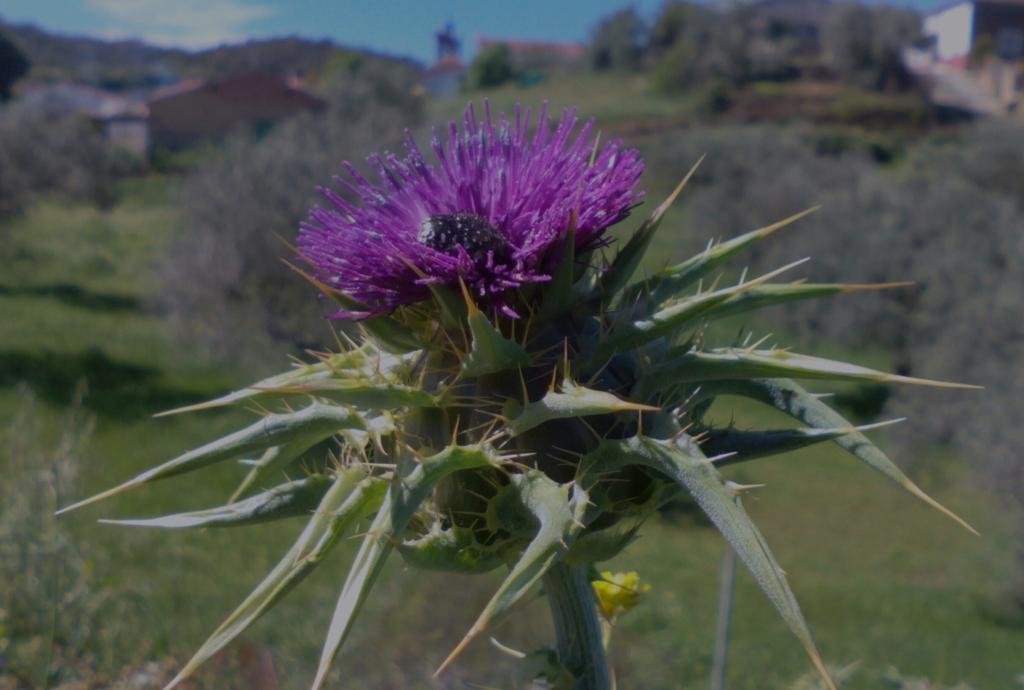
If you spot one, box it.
[427,72,701,130]
[1,77,1021,688]
[0,176,240,412]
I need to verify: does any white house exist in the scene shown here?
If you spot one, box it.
[17,82,150,155]
[924,0,1024,66]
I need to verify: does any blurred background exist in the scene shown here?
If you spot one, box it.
[1,1,1022,688]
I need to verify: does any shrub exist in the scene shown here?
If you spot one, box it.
[968,34,997,67]
[653,6,786,93]
[884,126,1024,620]
[0,29,29,100]
[589,7,647,71]
[652,16,743,92]
[821,3,920,91]
[469,42,517,89]
[652,37,699,93]
[159,70,422,362]
[651,2,809,93]
[0,104,137,221]
[640,124,872,261]
[649,1,700,58]
[0,389,96,687]
[700,79,735,114]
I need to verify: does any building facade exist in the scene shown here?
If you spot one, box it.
[147,72,324,149]
[925,0,1024,65]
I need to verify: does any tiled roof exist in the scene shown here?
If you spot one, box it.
[148,72,325,109]
[477,38,585,58]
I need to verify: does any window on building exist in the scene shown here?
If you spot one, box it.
[996,27,1024,59]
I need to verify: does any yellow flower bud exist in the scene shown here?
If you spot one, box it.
[592,570,652,621]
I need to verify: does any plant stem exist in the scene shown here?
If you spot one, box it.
[543,562,611,690]
[710,547,737,690]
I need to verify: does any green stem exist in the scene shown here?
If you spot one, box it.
[543,562,611,690]
[710,547,736,690]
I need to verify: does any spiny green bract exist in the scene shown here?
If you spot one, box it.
[58,166,978,690]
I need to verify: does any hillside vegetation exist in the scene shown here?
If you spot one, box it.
[0,20,418,89]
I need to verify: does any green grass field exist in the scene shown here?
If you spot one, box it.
[427,72,702,131]
[2,101,1022,689]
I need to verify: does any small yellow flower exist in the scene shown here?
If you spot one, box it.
[592,571,651,621]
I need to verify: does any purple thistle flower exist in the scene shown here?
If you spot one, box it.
[299,101,644,318]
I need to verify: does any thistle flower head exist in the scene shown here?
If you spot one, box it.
[298,101,643,317]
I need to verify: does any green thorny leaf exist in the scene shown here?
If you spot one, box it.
[690,281,913,323]
[590,258,811,363]
[56,403,369,516]
[598,156,704,305]
[459,280,531,377]
[434,470,590,676]
[536,216,577,321]
[513,648,576,690]
[581,434,837,690]
[311,443,504,690]
[505,378,657,437]
[155,345,425,417]
[617,280,910,354]
[230,440,324,502]
[230,411,394,502]
[397,521,507,573]
[620,206,819,308]
[695,378,977,535]
[164,467,386,690]
[638,347,979,401]
[563,521,642,565]
[701,418,905,466]
[100,475,333,529]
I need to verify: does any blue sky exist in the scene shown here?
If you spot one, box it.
[2,0,939,63]
[0,0,661,62]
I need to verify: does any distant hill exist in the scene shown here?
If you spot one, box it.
[1,21,184,89]
[0,19,421,92]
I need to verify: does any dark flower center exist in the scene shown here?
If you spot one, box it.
[418,214,511,263]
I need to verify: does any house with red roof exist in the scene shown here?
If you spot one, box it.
[147,71,325,149]
[477,38,586,74]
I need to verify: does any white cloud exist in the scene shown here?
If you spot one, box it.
[86,0,274,49]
